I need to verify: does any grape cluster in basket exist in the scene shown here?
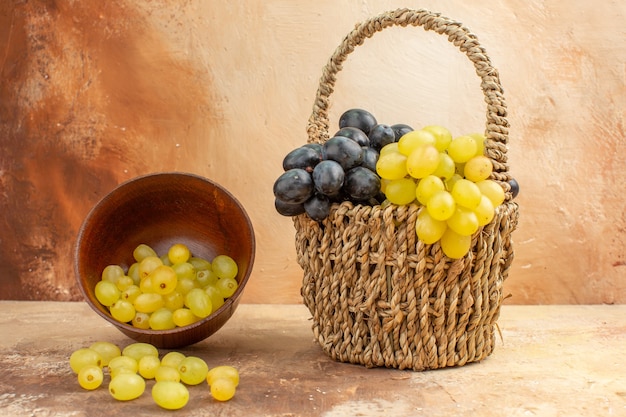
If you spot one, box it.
[272,108,519,258]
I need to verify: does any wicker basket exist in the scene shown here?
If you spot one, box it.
[294,8,520,371]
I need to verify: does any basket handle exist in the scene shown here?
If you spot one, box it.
[306,8,511,181]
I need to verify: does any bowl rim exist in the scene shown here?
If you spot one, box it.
[73,171,256,340]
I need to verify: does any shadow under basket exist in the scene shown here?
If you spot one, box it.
[293,8,521,371]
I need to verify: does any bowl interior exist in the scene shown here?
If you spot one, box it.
[75,172,255,348]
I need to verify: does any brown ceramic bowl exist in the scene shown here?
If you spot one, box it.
[74,172,255,349]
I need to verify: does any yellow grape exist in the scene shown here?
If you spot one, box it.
[415,209,447,244]
[184,288,213,318]
[451,179,482,209]
[474,195,496,226]
[152,381,189,410]
[69,348,103,374]
[397,129,436,156]
[207,365,240,387]
[133,292,165,314]
[415,175,444,205]
[132,312,151,329]
[155,365,181,382]
[447,135,477,163]
[212,255,238,280]
[115,276,134,292]
[469,132,486,156]
[476,179,505,207]
[88,341,121,367]
[163,290,185,311]
[406,144,440,179]
[464,155,493,182]
[94,281,120,307]
[440,228,472,259]
[122,343,159,362]
[204,285,225,311]
[138,256,163,280]
[108,355,138,375]
[172,262,196,281]
[422,125,452,152]
[149,307,176,330]
[426,190,456,221]
[172,308,199,327]
[379,142,400,157]
[384,178,417,205]
[133,243,158,262]
[128,263,140,286]
[445,173,463,192]
[375,151,408,180]
[149,265,178,295]
[109,373,146,401]
[78,365,104,390]
[216,277,239,299]
[110,299,136,323]
[178,356,209,385]
[101,265,125,283]
[138,355,161,379]
[432,153,455,181]
[168,243,191,265]
[446,207,479,236]
[161,351,186,369]
[210,378,237,402]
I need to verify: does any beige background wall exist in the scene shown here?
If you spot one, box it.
[1,0,624,304]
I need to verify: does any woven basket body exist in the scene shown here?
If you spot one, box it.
[294,9,519,371]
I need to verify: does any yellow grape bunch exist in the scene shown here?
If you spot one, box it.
[376,125,505,259]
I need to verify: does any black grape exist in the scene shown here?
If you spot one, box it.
[274,198,306,216]
[344,166,381,202]
[509,178,520,199]
[361,147,379,173]
[338,108,377,135]
[322,136,363,171]
[334,127,370,147]
[273,168,314,204]
[391,123,414,141]
[304,194,331,222]
[368,124,395,152]
[282,146,322,172]
[312,160,345,196]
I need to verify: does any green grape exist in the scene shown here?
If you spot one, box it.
[426,190,456,221]
[128,262,140,286]
[476,179,505,207]
[108,355,138,376]
[122,342,159,362]
[132,312,151,329]
[406,144,440,179]
[383,178,416,206]
[138,256,163,280]
[95,280,120,307]
[415,209,447,244]
[161,351,186,369]
[447,206,479,236]
[149,265,178,295]
[149,308,176,330]
[415,175,445,205]
[168,243,191,265]
[451,179,482,209]
[133,243,157,262]
[211,255,238,280]
[110,299,136,323]
[89,341,121,367]
[447,135,477,163]
[172,262,196,281]
[101,265,125,283]
[210,378,237,402]
[379,142,399,157]
[78,365,104,390]
[397,129,436,156]
[109,373,145,401]
[207,365,239,387]
[375,151,408,180]
[172,308,198,327]
[155,365,181,382]
[445,173,463,192]
[184,288,213,318]
[196,269,219,287]
[176,276,198,295]
[432,153,455,181]
[188,257,212,271]
[139,274,154,293]
[115,275,135,292]
[133,292,164,314]
[121,285,141,303]
[178,356,209,385]
[163,290,185,311]
[474,195,495,226]
[469,132,486,156]
[160,253,173,266]
[69,348,103,374]
[204,285,225,311]
[216,277,239,299]
[138,354,161,380]
[422,125,452,152]
[152,381,190,410]
[464,155,493,182]
[440,228,472,259]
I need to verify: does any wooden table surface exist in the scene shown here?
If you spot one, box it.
[0,301,624,417]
